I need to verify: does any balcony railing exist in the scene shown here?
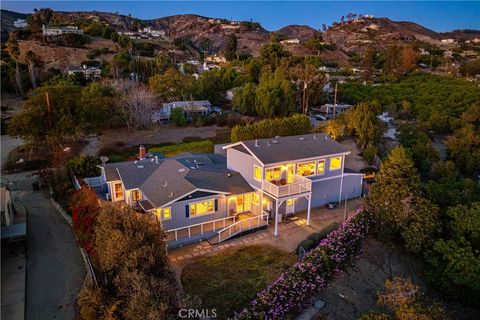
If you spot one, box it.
[262,174,312,198]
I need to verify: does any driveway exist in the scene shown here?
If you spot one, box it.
[1,135,23,172]
[15,189,85,320]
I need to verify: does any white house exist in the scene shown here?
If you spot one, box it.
[280,39,301,45]
[152,100,212,122]
[13,19,28,28]
[42,25,84,36]
[67,64,101,79]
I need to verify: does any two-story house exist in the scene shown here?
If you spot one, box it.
[97,133,363,247]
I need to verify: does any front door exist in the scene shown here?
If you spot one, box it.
[236,193,252,213]
[286,198,295,214]
[236,195,244,213]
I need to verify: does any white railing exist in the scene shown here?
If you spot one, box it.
[217,213,268,243]
[166,215,237,241]
[83,176,104,188]
[262,174,312,198]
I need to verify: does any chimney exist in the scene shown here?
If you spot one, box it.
[139,145,146,159]
[255,139,259,147]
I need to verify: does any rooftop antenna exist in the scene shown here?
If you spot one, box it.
[100,156,109,167]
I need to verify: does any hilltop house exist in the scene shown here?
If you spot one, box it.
[96,133,363,247]
[151,100,213,123]
[42,24,84,36]
[67,64,102,79]
[280,39,300,45]
[13,19,28,28]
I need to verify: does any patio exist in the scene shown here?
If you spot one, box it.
[169,198,364,266]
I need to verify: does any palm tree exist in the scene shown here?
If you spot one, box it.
[25,50,39,89]
[5,34,23,96]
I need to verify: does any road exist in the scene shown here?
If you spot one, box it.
[1,135,23,171]
[15,189,85,320]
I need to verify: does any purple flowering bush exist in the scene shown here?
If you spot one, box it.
[235,210,372,320]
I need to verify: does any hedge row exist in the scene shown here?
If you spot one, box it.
[235,210,372,319]
[149,140,214,157]
[231,114,312,142]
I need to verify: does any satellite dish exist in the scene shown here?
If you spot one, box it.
[100,156,109,166]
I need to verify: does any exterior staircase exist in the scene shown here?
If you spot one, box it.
[208,213,268,245]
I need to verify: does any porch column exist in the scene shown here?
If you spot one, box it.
[338,155,345,203]
[306,194,312,226]
[274,199,279,237]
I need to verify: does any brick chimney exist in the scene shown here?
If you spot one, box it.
[139,145,146,159]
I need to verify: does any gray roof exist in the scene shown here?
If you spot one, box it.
[102,153,253,208]
[236,133,350,164]
[104,167,120,182]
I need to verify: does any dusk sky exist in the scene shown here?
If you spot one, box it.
[2,1,479,32]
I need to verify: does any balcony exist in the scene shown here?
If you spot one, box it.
[262,174,312,198]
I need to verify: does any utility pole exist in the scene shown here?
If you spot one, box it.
[333,82,338,118]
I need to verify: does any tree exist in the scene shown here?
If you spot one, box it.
[118,84,158,130]
[149,68,195,102]
[27,8,54,33]
[255,68,295,117]
[289,64,325,114]
[67,155,100,178]
[80,83,116,129]
[170,107,186,127]
[25,50,42,89]
[224,34,238,61]
[259,41,290,70]
[425,203,480,306]
[459,59,480,77]
[382,45,417,82]
[362,47,376,82]
[369,146,439,253]
[78,204,179,320]
[233,82,256,115]
[349,101,383,148]
[70,187,101,255]
[5,34,23,96]
[194,67,239,105]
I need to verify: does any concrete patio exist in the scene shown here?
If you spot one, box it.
[169,198,364,267]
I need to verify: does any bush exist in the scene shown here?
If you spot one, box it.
[171,107,186,127]
[363,146,378,164]
[67,155,101,178]
[231,114,312,142]
[149,140,214,157]
[298,222,340,254]
[298,239,314,253]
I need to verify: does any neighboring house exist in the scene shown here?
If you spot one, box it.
[205,55,227,64]
[152,100,212,122]
[320,103,353,117]
[67,64,102,79]
[441,38,455,44]
[13,19,28,28]
[280,39,300,45]
[42,24,84,36]
[225,86,242,101]
[97,133,363,246]
[138,27,166,39]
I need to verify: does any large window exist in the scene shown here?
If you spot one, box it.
[114,183,123,199]
[162,207,171,220]
[266,167,281,181]
[190,199,215,217]
[254,165,262,181]
[330,156,342,171]
[252,193,259,205]
[297,162,316,177]
[317,160,325,175]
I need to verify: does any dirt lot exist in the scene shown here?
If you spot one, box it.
[315,238,478,320]
[98,125,230,150]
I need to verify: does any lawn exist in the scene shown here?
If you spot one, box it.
[181,245,296,319]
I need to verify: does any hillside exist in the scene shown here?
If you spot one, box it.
[274,25,321,41]
[322,17,441,53]
[1,9,29,41]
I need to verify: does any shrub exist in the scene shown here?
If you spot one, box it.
[299,222,340,254]
[171,107,186,127]
[67,154,101,178]
[149,140,214,157]
[235,210,371,319]
[70,187,100,255]
[363,146,378,164]
[231,114,312,142]
[298,239,314,253]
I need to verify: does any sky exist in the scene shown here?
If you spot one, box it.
[2,1,479,32]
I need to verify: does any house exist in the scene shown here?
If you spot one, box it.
[42,24,84,36]
[151,100,212,122]
[67,64,102,79]
[13,19,28,28]
[96,133,363,247]
[320,103,353,117]
[441,38,455,44]
[280,39,300,45]
[205,55,227,64]
[225,87,242,101]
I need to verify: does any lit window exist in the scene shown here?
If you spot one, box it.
[131,190,141,201]
[287,198,294,206]
[254,165,262,181]
[266,167,281,181]
[190,200,215,217]
[330,156,342,171]
[317,160,325,175]
[162,207,171,220]
[297,162,316,177]
[287,164,295,183]
[252,193,259,205]
[114,183,123,199]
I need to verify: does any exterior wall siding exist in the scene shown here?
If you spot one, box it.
[226,148,263,189]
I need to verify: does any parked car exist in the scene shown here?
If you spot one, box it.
[209,106,222,114]
[315,114,327,121]
[325,202,338,210]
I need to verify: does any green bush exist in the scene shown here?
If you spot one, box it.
[231,114,312,142]
[298,222,340,254]
[298,239,315,253]
[363,146,378,164]
[149,140,214,157]
[171,107,186,127]
[67,155,101,178]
